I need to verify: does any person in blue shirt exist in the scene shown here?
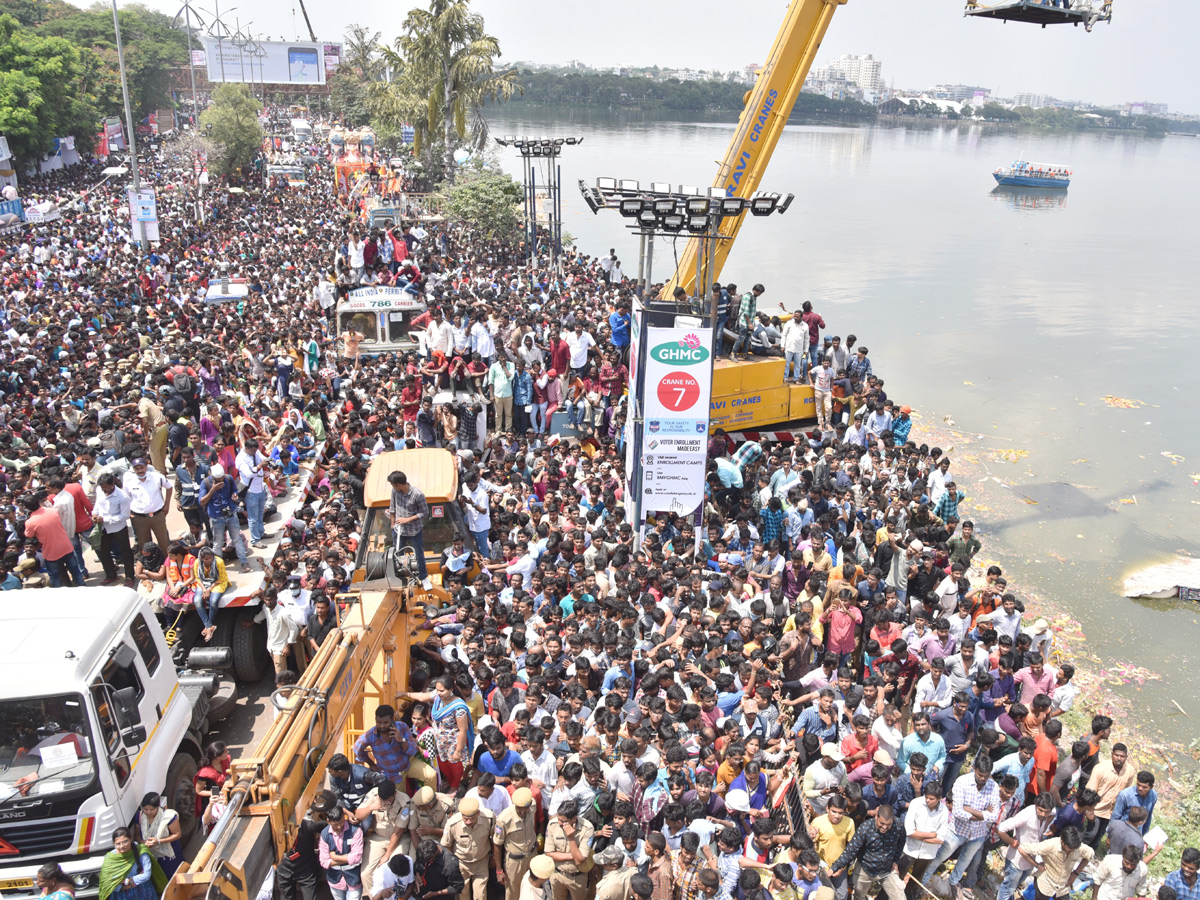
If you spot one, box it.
[1111,772,1158,833]
[992,737,1037,798]
[608,302,631,357]
[476,730,523,784]
[1164,848,1200,900]
[896,712,947,780]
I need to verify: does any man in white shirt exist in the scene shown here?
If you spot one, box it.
[254,592,299,674]
[995,795,1056,900]
[913,661,952,712]
[121,457,171,550]
[93,473,135,584]
[780,312,808,383]
[1091,847,1148,900]
[465,774,512,818]
[520,731,559,807]
[424,309,454,359]
[461,471,501,556]
[903,784,950,881]
[236,438,269,547]
[599,249,615,284]
[564,323,595,378]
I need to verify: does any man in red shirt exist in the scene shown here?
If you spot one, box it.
[23,493,85,587]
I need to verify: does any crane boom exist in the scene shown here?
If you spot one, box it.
[298,0,317,42]
[660,0,847,301]
[164,586,434,900]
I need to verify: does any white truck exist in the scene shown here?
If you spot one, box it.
[0,589,233,898]
[289,118,312,143]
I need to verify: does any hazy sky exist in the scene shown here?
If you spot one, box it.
[117,0,1194,113]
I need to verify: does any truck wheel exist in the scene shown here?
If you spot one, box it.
[231,607,269,682]
[207,676,239,723]
[165,752,198,846]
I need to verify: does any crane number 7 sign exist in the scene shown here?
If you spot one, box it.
[656,372,701,411]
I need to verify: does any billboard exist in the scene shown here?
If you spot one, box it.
[638,326,714,515]
[204,38,329,85]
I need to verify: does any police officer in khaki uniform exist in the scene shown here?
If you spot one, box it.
[408,785,454,849]
[440,796,493,900]
[354,780,412,883]
[493,788,538,900]
[591,846,634,900]
[543,799,595,900]
[521,855,556,900]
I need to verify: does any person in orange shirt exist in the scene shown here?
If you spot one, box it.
[165,542,200,611]
[22,493,85,587]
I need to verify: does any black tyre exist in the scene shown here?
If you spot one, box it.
[231,607,268,682]
[207,676,239,723]
[164,752,199,847]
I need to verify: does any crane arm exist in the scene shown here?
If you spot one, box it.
[298,0,317,42]
[661,0,847,302]
[164,586,441,900]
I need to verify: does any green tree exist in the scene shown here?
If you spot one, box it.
[440,160,521,238]
[0,14,98,168]
[328,24,382,127]
[200,83,262,176]
[383,0,521,181]
[39,3,189,117]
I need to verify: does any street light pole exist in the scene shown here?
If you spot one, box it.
[111,0,147,249]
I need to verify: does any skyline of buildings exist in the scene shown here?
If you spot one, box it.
[523,55,1181,119]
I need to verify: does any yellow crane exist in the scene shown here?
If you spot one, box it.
[659,0,1114,301]
[162,583,440,900]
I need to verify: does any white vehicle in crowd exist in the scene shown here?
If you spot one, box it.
[0,590,233,897]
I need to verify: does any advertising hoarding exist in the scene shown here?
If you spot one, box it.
[204,38,329,85]
[638,326,713,514]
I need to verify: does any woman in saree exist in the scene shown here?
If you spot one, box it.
[397,675,472,790]
[98,828,166,900]
[36,863,75,900]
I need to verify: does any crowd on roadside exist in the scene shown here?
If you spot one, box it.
[3,115,1195,900]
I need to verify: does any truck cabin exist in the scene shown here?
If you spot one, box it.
[354,449,476,588]
[336,288,426,357]
[266,165,307,189]
[0,591,185,883]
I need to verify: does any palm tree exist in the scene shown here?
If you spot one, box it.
[341,24,382,83]
[383,0,521,182]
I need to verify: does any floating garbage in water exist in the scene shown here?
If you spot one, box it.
[1103,396,1146,408]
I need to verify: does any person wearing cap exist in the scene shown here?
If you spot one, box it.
[356,778,413,883]
[803,745,847,816]
[494,787,538,900]
[199,463,252,573]
[278,790,338,900]
[594,848,645,900]
[441,796,494,900]
[892,406,913,444]
[521,856,556,900]
[394,785,446,847]
[544,798,595,900]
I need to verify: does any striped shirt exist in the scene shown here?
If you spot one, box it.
[949,772,1001,840]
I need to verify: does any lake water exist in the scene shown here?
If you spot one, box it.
[487,108,1200,747]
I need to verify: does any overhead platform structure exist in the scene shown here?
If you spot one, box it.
[964,0,1113,30]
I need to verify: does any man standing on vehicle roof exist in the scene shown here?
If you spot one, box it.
[388,470,431,590]
[801,301,826,371]
[732,284,764,360]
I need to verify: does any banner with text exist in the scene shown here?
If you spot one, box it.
[639,325,713,514]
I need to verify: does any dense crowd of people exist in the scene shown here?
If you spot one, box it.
[2,117,1194,900]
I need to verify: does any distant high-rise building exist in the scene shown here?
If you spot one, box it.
[825,54,884,93]
[931,84,990,102]
[1012,92,1057,109]
[743,63,760,85]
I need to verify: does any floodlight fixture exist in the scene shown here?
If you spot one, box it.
[778,192,795,214]
[653,197,677,215]
[617,179,640,194]
[649,182,672,195]
[637,209,658,228]
[686,197,711,215]
[619,197,646,218]
[596,177,618,193]
[750,192,780,216]
[687,214,710,233]
[661,213,685,232]
[720,197,747,217]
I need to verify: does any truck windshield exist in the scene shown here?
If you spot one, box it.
[0,694,96,801]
